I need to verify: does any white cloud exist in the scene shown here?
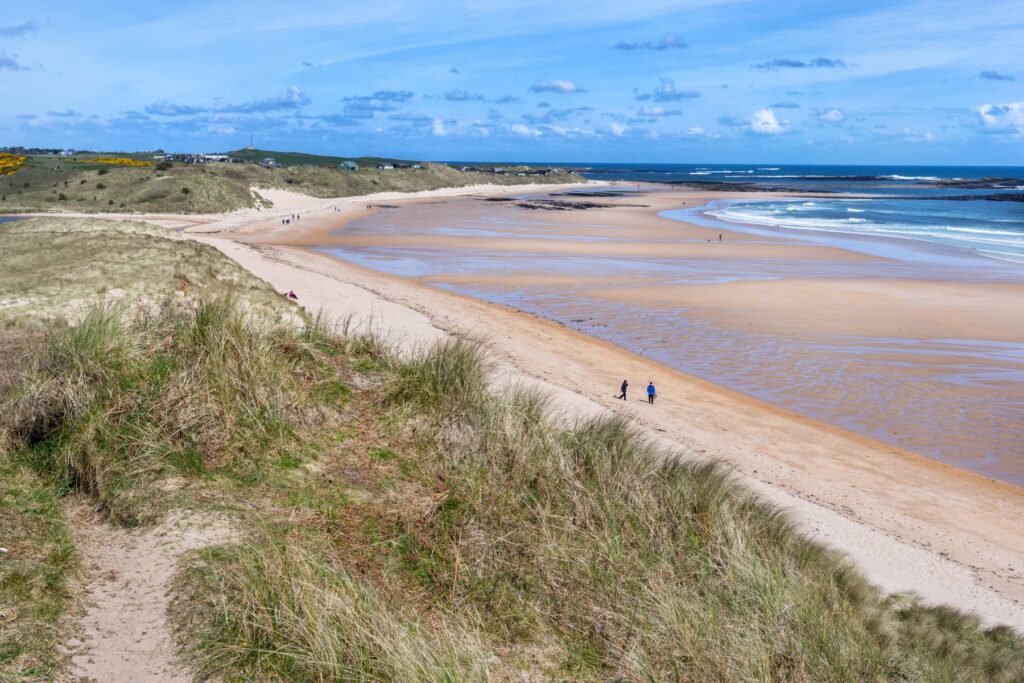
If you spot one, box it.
[685,126,720,139]
[819,108,845,123]
[750,108,784,134]
[900,127,935,142]
[432,118,447,136]
[635,77,699,102]
[549,125,597,137]
[637,105,683,116]
[977,101,1024,135]
[606,121,627,136]
[529,80,586,94]
[510,123,542,137]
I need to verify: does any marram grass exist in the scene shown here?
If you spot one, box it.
[4,301,1022,681]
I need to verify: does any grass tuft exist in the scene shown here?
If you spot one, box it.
[1,297,338,524]
[175,540,493,682]
[386,338,490,415]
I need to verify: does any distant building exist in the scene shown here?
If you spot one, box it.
[412,163,423,169]
[338,160,358,172]
[261,158,279,168]
[376,163,394,170]
[492,167,506,174]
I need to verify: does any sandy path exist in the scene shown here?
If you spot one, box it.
[61,503,232,682]
[189,238,1024,631]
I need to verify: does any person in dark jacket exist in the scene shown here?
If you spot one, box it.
[617,379,628,400]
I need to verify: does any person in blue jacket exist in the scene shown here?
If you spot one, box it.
[647,381,656,404]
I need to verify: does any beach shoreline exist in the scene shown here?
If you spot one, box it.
[35,180,1024,629]
[275,183,1023,481]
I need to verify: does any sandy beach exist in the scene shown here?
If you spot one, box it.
[51,181,1024,630]
[249,184,1023,480]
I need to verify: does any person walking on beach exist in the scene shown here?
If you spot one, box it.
[647,382,656,404]
[617,379,628,400]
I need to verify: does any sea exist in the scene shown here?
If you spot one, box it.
[578,164,1024,264]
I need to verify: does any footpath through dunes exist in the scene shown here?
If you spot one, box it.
[175,183,1024,632]
[61,506,233,683]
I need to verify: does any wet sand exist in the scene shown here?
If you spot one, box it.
[272,185,1024,483]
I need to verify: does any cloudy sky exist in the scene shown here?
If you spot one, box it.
[2,0,1023,164]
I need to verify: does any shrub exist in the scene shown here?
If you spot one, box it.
[0,152,28,176]
[181,187,190,195]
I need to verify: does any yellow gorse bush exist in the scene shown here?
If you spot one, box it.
[0,153,28,176]
[67,157,155,168]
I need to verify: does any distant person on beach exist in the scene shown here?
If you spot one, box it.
[617,379,628,400]
[647,382,656,404]
[287,290,298,300]
[719,234,722,242]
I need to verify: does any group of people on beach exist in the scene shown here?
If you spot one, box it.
[281,213,301,226]
[617,379,657,404]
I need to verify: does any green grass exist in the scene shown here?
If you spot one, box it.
[0,456,78,682]
[224,147,409,167]
[174,540,492,682]
[0,154,582,215]
[3,298,1022,681]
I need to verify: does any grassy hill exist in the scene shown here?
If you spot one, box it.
[1,216,1023,681]
[224,147,408,167]
[0,153,582,215]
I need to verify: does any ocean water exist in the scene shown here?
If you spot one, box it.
[580,164,1024,264]
[705,198,1024,264]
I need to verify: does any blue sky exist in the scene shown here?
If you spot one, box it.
[2,0,1023,164]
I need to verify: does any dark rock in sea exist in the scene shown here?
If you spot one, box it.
[550,191,642,197]
[514,199,649,210]
[663,180,831,193]
[925,193,1024,202]
[927,177,1024,190]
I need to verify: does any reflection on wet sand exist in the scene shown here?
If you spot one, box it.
[315,188,1024,483]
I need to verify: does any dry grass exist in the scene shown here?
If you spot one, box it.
[0,158,581,215]
[1,298,335,525]
[0,217,291,329]
[4,300,1022,681]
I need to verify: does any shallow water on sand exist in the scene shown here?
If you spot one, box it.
[320,194,1024,484]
